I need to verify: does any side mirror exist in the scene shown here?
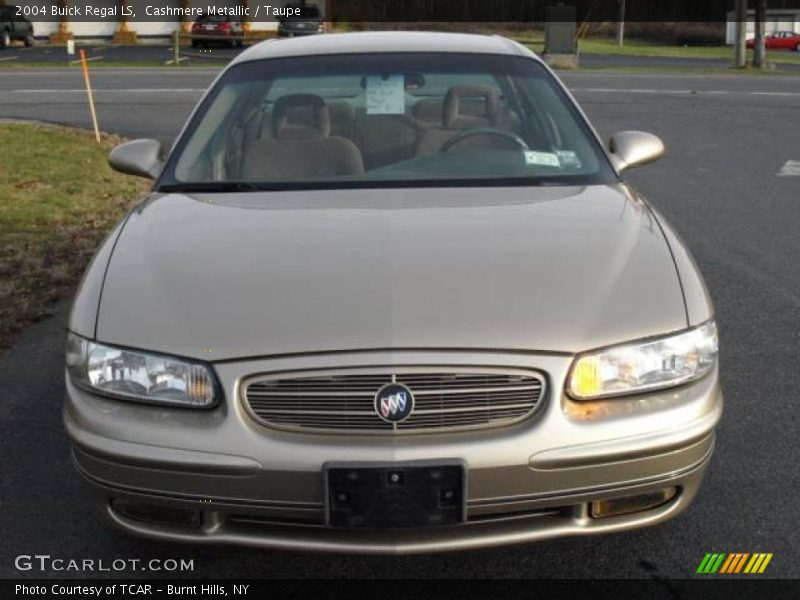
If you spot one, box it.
[108,139,164,180]
[608,131,665,172]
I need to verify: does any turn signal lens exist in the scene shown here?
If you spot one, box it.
[590,487,678,519]
[570,355,601,398]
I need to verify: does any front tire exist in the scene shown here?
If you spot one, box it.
[796,43,800,53]
[0,30,10,49]
[24,34,35,47]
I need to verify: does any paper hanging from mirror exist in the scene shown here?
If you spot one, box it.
[366,74,405,115]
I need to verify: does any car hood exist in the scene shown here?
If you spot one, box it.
[97,185,686,361]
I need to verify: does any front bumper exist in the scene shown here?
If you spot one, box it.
[65,350,722,554]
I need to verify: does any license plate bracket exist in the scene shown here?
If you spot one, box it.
[324,460,466,528]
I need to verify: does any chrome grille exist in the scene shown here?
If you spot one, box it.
[243,369,545,434]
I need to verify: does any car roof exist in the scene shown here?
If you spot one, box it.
[232,31,537,65]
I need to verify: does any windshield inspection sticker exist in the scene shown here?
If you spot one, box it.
[524,151,561,168]
[366,74,405,115]
[556,150,582,169]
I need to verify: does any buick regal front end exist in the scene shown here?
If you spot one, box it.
[64,32,722,554]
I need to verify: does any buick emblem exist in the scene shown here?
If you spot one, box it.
[374,383,414,423]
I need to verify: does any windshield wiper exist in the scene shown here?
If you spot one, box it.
[157,182,266,193]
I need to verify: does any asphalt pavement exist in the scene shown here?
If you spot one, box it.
[0,42,240,66]
[1,67,799,579]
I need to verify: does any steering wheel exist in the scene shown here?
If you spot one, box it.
[440,128,530,153]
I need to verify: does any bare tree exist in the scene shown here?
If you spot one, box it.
[734,0,748,68]
[753,0,767,68]
[616,0,625,47]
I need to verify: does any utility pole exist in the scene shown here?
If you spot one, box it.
[616,0,625,47]
[753,0,767,68]
[734,0,748,68]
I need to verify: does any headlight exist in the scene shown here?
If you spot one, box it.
[567,321,718,400]
[66,332,218,408]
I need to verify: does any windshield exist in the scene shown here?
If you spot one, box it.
[159,53,616,192]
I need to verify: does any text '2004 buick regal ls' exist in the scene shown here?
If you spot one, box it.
[64,32,721,554]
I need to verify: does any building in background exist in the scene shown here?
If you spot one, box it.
[8,0,327,42]
[725,8,800,43]
[9,0,800,45]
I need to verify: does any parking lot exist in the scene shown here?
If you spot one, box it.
[1,65,799,578]
[0,42,240,65]
[4,41,800,72]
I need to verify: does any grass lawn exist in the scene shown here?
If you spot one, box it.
[580,38,800,65]
[0,123,148,349]
[513,36,800,66]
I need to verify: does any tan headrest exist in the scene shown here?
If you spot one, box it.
[272,94,330,140]
[443,85,501,130]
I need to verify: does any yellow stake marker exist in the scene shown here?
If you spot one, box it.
[79,49,101,143]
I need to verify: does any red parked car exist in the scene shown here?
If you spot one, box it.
[746,31,800,52]
[191,13,244,48]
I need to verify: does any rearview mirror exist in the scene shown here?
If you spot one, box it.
[108,139,164,180]
[608,131,665,172]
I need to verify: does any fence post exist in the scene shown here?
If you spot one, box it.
[174,29,180,66]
